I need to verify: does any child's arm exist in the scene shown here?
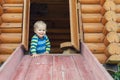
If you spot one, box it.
[45,36,51,53]
[30,35,38,56]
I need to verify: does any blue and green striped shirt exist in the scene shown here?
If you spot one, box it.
[30,34,50,54]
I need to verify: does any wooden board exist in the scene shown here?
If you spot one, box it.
[0,43,113,80]
[69,0,80,51]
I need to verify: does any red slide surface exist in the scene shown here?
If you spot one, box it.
[0,42,113,80]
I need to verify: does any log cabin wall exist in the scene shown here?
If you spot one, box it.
[79,0,107,63]
[0,0,120,64]
[79,0,120,64]
[104,0,120,64]
[0,0,23,63]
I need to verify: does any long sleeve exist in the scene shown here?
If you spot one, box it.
[30,35,38,54]
[45,36,51,53]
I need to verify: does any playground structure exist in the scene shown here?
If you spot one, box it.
[0,0,120,64]
[0,0,120,79]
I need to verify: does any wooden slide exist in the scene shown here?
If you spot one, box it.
[0,0,119,79]
[0,42,113,80]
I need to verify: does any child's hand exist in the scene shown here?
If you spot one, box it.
[44,51,49,54]
[32,54,39,57]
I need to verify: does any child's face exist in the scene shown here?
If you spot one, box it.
[34,26,46,38]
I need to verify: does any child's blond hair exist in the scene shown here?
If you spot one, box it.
[34,21,47,29]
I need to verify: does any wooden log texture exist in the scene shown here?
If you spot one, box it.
[116,5,120,13]
[0,33,21,43]
[85,43,106,53]
[79,0,99,4]
[1,13,22,22]
[0,17,2,25]
[101,17,107,25]
[0,54,10,63]
[103,0,116,11]
[82,14,102,23]
[100,0,106,6]
[0,28,22,33]
[116,14,120,22]
[3,6,23,13]
[0,43,19,54]
[84,33,105,43]
[83,23,104,33]
[94,54,108,64]
[103,21,118,35]
[4,0,23,3]
[0,0,3,4]
[105,43,120,56]
[60,42,72,49]
[114,0,120,4]
[117,23,120,32]
[104,11,117,21]
[104,32,120,46]
[106,54,120,64]
[81,5,102,13]
[0,23,22,33]
[0,23,22,28]
[3,4,23,7]
[0,5,3,16]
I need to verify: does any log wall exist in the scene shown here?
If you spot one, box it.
[79,0,107,63]
[104,0,120,64]
[80,0,120,64]
[0,0,23,63]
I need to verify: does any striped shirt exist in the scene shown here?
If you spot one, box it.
[30,34,50,54]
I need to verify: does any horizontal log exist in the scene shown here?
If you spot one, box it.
[4,0,23,3]
[85,43,106,53]
[3,6,23,13]
[0,54,10,63]
[79,0,99,4]
[106,54,120,64]
[1,28,22,33]
[105,43,120,56]
[84,33,105,43]
[82,14,102,23]
[0,43,20,54]
[1,13,22,22]
[0,28,22,33]
[3,4,23,7]
[94,54,107,64]
[83,23,104,33]
[103,21,118,35]
[116,5,120,13]
[116,14,120,22]
[104,32,120,46]
[114,0,120,4]
[0,33,22,43]
[0,23,22,28]
[81,5,102,13]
